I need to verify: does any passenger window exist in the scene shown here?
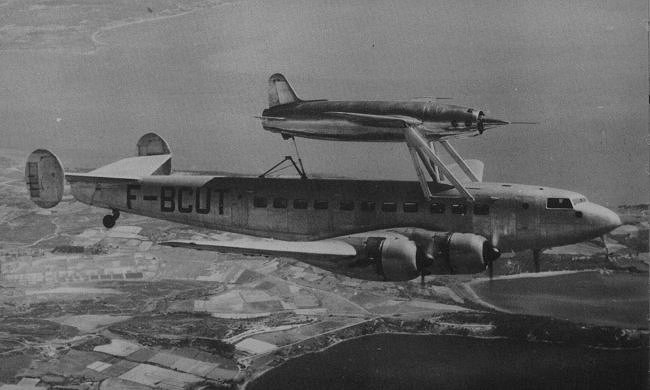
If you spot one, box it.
[547,198,573,209]
[403,202,418,213]
[430,203,445,214]
[451,204,467,215]
[293,199,308,209]
[340,200,354,211]
[360,201,376,212]
[253,197,267,208]
[381,202,397,212]
[314,200,329,210]
[273,198,288,209]
[473,204,489,215]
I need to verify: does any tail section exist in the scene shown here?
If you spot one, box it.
[25,149,64,208]
[66,133,172,182]
[268,73,300,107]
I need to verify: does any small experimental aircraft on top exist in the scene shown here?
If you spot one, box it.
[25,133,620,283]
[258,74,535,202]
[259,73,514,142]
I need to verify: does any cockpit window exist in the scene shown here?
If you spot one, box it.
[547,198,573,209]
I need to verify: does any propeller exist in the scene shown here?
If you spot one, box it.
[601,235,610,262]
[477,111,485,134]
[483,240,501,280]
[415,241,435,287]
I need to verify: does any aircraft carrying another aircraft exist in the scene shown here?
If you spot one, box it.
[258,74,535,202]
[25,133,621,282]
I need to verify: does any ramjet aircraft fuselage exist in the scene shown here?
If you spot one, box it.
[260,74,510,142]
[26,133,620,282]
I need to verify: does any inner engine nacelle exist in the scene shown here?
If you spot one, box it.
[446,233,489,274]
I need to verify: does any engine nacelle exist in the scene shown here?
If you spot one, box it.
[349,236,418,281]
[378,236,418,281]
[394,229,500,275]
[447,233,489,274]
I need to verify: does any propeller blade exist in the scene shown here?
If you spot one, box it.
[483,240,500,280]
[488,259,493,280]
[601,235,610,261]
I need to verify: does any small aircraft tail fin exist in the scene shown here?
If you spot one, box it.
[25,149,65,208]
[268,73,300,107]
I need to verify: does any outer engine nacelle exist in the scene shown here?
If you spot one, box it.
[349,236,418,281]
[377,236,419,281]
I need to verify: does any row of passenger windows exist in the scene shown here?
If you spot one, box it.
[252,196,490,215]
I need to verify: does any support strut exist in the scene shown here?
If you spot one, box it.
[260,137,308,179]
[405,126,475,202]
[439,140,479,182]
[407,146,433,199]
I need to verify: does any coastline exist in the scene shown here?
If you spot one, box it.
[240,311,649,388]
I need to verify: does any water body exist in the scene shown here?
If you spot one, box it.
[0,0,645,205]
[248,334,648,390]
[471,271,648,329]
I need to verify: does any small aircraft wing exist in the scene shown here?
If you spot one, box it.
[160,238,357,259]
[323,112,422,128]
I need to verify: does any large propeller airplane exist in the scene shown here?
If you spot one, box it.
[25,133,621,283]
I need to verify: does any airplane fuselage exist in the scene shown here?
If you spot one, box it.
[262,100,508,141]
[69,174,618,252]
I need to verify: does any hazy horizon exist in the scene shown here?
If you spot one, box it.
[0,0,647,206]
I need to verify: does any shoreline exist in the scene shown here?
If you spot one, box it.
[240,311,649,388]
[243,326,648,389]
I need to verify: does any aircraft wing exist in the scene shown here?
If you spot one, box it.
[160,238,357,260]
[324,112,422,128]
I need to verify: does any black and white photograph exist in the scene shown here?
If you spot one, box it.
[0,0,647,388]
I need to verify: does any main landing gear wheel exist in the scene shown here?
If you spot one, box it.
[102,209,120,229]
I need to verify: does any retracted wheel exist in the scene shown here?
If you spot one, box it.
[103,215,116,229]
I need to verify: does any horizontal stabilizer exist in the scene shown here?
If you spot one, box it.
[66,154,171,183]
[161,238,357,259]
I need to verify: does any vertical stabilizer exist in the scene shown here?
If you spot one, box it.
[25,149,64,208]
[268,73,300,107]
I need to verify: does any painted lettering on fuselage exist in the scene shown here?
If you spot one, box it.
[126,185,224,215]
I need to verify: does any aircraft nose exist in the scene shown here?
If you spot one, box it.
[481,117,510,126]
[579,203,622,235]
